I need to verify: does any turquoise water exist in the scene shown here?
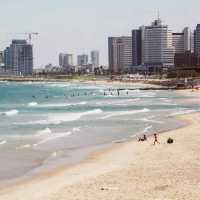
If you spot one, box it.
[0,81,199,181]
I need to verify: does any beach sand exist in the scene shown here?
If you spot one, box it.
[0,113,200,200]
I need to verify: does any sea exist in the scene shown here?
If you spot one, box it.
[0,81,199,181]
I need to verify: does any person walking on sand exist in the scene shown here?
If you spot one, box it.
[153,133,160,145]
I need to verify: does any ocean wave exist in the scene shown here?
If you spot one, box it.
[0,140,7,145]
[72,127,81,132]
[28,102,38,107]
[46,109,103,125]
[36,128,52,137]
[169,109,196,117]
[96,98,141,106]
[47,83,71,88]
[34,131,73,146]
[2,109,19,116]
[27,101,87,108]
[16,144,32,150]
[137,118,164,124]
[143,125,153,133]
[101,108,150,119]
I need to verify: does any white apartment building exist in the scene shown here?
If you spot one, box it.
[91,50,99,68]
[59,53,73,67]
[108,36,132,73]
[143,18,174,67]
[172,27,193,54]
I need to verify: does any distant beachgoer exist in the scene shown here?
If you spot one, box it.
[153,133,160,145]
[138,134,147,142]
[117,90,120,96]
[143,134,147,141]
[104,92,106,96]
[126,91,129,95]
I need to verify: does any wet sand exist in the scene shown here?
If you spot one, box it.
[0,112,200,200]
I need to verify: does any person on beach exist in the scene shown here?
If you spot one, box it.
[153,133,160,145]
[138,135,147,142]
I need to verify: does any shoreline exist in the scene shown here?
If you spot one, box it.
[0,76,178,89]
[0,112,199,199]
[0,110,188,189]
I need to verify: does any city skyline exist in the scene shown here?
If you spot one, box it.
[0,0,200,68]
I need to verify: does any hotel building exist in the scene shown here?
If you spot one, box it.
[108,36,132,73]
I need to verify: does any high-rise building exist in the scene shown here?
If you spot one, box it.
[132,29,142,66]
[4,40,33,76]
[91,50,99,68]
[194,24,200,55]
[172,27,193,54]
[143,18,174,67]
[0,51,4,66]
[172,33,184,54]
[77,54,88,66]
[183,27,192,52]
[59,53,73,67]
[108,36,132,73]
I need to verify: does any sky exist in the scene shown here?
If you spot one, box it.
[0,0,200,68]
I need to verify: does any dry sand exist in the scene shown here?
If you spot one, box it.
[0,113,200,200]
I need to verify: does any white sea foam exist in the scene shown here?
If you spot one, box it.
[2,109,19,116]
[46,109,103,125]
[36,128,52,137]
[72,127,81,132]
[28,102,38,107]
[0,140,7,145]
[137,118,164,124]
[169,109,196,117]
[101,108,150,119]
[38,103,71,108]
[51,152,57,158]
[28,101,87,108]
[34,131,72,146]
[47,83,71,88]
[143,125,153,133]
[49,150,64,159]
[16,144,32,150]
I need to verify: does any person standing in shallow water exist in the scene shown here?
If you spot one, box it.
[153,133,160,145]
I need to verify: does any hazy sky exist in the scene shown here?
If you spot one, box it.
[0,0,199,68]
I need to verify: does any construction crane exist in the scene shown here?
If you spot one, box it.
[3,32,39,44]
[25,32,39,44]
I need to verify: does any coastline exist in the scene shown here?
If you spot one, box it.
[0,76,174,88]
[0,112,200,200]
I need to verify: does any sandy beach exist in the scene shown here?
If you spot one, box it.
[0,112,199,200]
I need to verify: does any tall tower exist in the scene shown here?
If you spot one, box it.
[194,24,200,54]
[77,54,88,66]
[4,40,33,76]
[91,50,99,68]
[108,36,132,73]
[143,18,174,67]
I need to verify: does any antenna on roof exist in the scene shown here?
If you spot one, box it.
[157,9,160,20]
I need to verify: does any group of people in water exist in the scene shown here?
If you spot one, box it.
[31,89,129,99]
[138,133,160,145]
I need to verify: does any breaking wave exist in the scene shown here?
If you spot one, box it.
[101,108,150,119]
[2,109,19,116]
